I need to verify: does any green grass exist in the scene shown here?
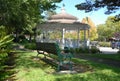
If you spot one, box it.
[84,54,120,61]
[14,51,120,81]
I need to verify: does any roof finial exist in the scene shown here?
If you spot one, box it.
[61,3,65,13]
[63,3,65,7]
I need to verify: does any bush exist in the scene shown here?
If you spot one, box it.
[90,46,100,54]
[0,26,14,80]
[24,43,36,50]
[74,47,89,53]
[69,48,75,53]
[19,39,29,44]
[0,26,13,66]
[99,42,110,47]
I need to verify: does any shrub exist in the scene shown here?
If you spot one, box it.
[75,48,80,53]
[90,46,100,54]
[0,26,14,80]
[99,42,110,47]
[74,47,90,53]
[69,48,75,53]
[24,43,36,50]
[19,39,29,44]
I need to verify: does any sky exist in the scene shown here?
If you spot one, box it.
[55,0,119,26]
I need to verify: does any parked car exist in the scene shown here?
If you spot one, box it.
[117,41,120,49]
[111,40,120,49]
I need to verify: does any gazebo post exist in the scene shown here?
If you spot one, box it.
[46,30,50,42]
[62,28,65,49]
[88,30,90,39]
[42,31,45,42]
[77,28,80,48]
[43,30,48,42]
[45,30,47,42]
[84,29,86,47]
[86,30,90,48]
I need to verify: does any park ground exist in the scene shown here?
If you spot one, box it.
[2,45,120,81]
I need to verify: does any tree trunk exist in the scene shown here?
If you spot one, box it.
[15,30,19,42]
[29,34,32,42]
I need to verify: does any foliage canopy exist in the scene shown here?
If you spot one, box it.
[75,0,120,20]
[0,0,62,42]
[97,16,120,41]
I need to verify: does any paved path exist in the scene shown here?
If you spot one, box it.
[99,47,119,54]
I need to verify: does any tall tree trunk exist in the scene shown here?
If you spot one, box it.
[32,28,36,41]
[15,29,19,42]
[29,34,32,42]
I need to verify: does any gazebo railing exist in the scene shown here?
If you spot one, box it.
[36,37,87,48]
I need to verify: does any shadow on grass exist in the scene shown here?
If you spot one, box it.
[54,72,120,81]
[15,51,93,74]
[15,51,120,73]
[12,50,120,81]
[15,51,54,71]
[0,52,18,81]
[72,58,120,75]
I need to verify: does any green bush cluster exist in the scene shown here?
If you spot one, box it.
[19,38,36,50]
[98,42,110,47]
[24,43,36,50]
[69,46,100,54]
[90,46,100,54]
[69,47,90,54]
[19,39,29,44]
[0,26,14,80]
[0,26,13,67]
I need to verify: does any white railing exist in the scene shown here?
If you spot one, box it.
[36,36,87,48]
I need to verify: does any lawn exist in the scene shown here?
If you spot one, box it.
[83,53,120,61]
[13,51,120,81]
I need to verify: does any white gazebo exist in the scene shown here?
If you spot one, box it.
[36,7,90,49]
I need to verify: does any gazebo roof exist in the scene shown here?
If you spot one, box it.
[37,7,90,30]
[37,22,90,30]
[49,7,78,21]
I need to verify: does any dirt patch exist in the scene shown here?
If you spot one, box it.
[32,56,94,74]
[72,63,93,73]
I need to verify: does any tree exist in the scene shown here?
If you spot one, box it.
[97,16,120,41]
[0,0,62,42]
[75,0,120,20]
[82,17,98,40]
[105,16,120,38]
[44,10,57,20]
[97,24,113,41]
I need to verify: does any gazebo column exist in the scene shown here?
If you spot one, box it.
[88,30,90,39]
[42,31,45,42]
[77,28,80,48]
[86,29,90,48]
[43,30,48,42]
[46,30,50,42]
[62,28,65,49]
[45,30,48,42]
[84,29,87,47]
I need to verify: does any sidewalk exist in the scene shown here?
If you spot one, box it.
[99,47,119,54]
